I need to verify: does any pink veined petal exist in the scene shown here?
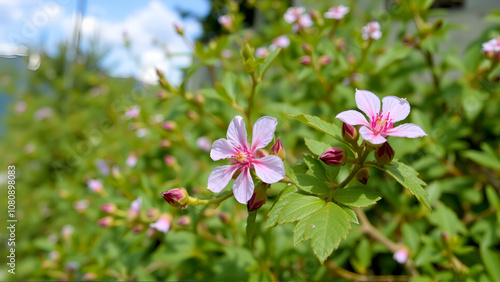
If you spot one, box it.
[335,110,369,127]
[382,96,411,123]
[207,165,239,193]
[359,126,387,145]
[355,89,381,122]
[232,167,254,204]
[253,155,285,184]
[226,116,248,148]
[385,123,427,138]
[210,138,237,161]
[252,116,278,151]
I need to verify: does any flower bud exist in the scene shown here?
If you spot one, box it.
[270,138,286,160]
[174,23,184,35]
[98,216,114,227]
[318,55,332,66]
[247,186,268,212]
[162,121,177,131]
[157,91,168,99]
[319,147,347,167]
[375,142,395,166]
[101,203,117,214]
[299,56,311,65]
[219,212,230,223]
[156,68,165,79]
[159,139,171,148]
[241,43,255,61]
[355,167,370,185]
[302,43,313,54]
[309,9,323,26]
[164,155,176,166]
[256,149,268,158]
[162,188,189,208]
[146,208,160,219]
[177,215,191,226]
[342,122,359,144]
[194,92,205,104]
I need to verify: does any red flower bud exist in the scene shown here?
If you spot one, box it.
[247,186,268,212]
[355,167,370,185]
[318,55,332,66]
[162,188,189,208]
[177,215,191,226]
[162,121,177,131]
[174,23,184,35]
[319,147,347,167]
[302,43,313,54]
[270,137,286,160]
[375,142,395,166]
[299,56,311,65]
[342,122,359,144]
[101,203,117,214]
[97,216,114,227]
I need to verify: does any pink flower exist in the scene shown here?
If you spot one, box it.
[208,116,285,204]
[270,35,290,50]
[95,159,110,176]
[221,49,233,59]
[336,89,427,145]
[196,136,211,152]
[482,37,500,53]
[324,5,350,20]
[129,197,142,217]
[284,7,306,23]
[87,179,103,193]
[126,153,137,167]
[255,47,270,58]
[73,200,89,213]
[218,15,232,29]
[149,214,172,233]
[362,21,382,40]
[393,248,409,264]
[34,106,53,120]
[15,101,27,114]
[125,105,140,119]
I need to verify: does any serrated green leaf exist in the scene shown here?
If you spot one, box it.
[278,196,326,224]
[303,154,327,180]
[304,202,351,263]
[480,245,500,281]
[266,186,299,228]
[290,173,329,195]
[214,82,234,104]
[293,214,311,246]
[375,160,431,210]
[258,48,281,79]
[290,114,345,145]
[304,138,331,156]
[340,205,358,224]
[246,210,257,250]
[332,187,381,207]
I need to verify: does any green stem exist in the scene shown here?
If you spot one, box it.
[188,192,234,206]
[246,73,259,130]
[333,146,372,189]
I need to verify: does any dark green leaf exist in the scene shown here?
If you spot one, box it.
[290,114,346,145]
[480,245,500,281]
[332,187,382,207]
[246,211,257,250]
[290,173,329,195]
[214,82,234,104]
[266,186,300,227]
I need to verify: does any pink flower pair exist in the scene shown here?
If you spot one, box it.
[208,116,285,204]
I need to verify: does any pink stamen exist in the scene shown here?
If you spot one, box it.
[370,111,394,135]
[230,144,255,171]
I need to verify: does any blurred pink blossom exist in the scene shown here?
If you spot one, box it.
[270,35,290,50]
[393,248,409,264]
[15,101,27,114]
[324,5,350,20]
[129,197,142,217]
[87,179,103,193]
[125,105,140,119]
[73,200,89,213]
[34,106,53,120]
[126,153,137,167]
[218,15,232,29]
[149,214,172,233]
[196,136,211,152]
[362,21,382,40]
[256,47,270,58]
[482,37,500,54]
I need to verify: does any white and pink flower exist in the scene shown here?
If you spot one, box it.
[129,197,142,217]
[336,89,427,145]
[218,15,232,29]
[125,105,140,119]
[149,214,172,233]
[393,248,409,264]
[15,101,27,114]
[208,116,285,204]
[255,47,270,58]
[34,106,53,120]
[87,179,103,193]
[362,21,382,40]
[284,7,313,33]
[270,35,290,50]
[482,37,500,54]
[126,153,137,167]
[324,5,350,20]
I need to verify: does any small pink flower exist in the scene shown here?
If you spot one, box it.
[15,101,27,114]
[34,106,53,120]
[164,155,175,166]
[482,37,500,54]
[270,35,290,50]
[95,159,110,176]
[126,153,137,167]
[256,47,270,58]
[196,136,211,152]
[125,105,140,119]
[149,214,172,233]
[324,5,350,20]
[362,21,382,40]
[284,7,306,23]
[218,15,232,29]
[101,203,117,214]
[129,197,142,217]
[293,14,313,33]
[98,216,114,227]
[87,179,103,193]
[61,225,74,239]
[208,116,285,204]
[73,200,89,213]
[336,89,427,145]
[221,49,233,59]
[393,248,409,264]
[136,128,148,137]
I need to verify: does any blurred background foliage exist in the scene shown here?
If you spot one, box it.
[1,0,500,281]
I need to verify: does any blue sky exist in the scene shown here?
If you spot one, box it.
[0,0,210,84]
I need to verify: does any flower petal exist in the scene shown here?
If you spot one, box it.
[359,126,387,145]
[335,110,369,127]
[210,138,236,161]
[252,116,277,151]
[382,96,411,123]
[355,89,380,121]
[233,167,254,204]
[385,123,427,138]
[226,116,248,148]
[207,165,238,193]
[253,155,285,184]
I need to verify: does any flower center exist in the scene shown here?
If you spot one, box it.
[371,112,394,135]
[230,145,254,170]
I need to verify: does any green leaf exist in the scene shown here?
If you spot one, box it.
[375,160,431,210]
[290,114,345,144]
[304,202,351,263]
[258,48,281,79]
[427,203,467,237]
[266,186,299,227]
[303,154,327,180]
[332,187,382,207]
[293,213,310,246]
[402,223,421,254]
[214,82,234,104]
[246,211,257,250]
[304,138,331,156]
[480,245,500,281]
[221,72,238,100]
[462,143,500,171]
[289,173,329,195]
[375,45,412,73]
[340,205,358,224]
[486,185,500,210]
[278,196,326,224]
